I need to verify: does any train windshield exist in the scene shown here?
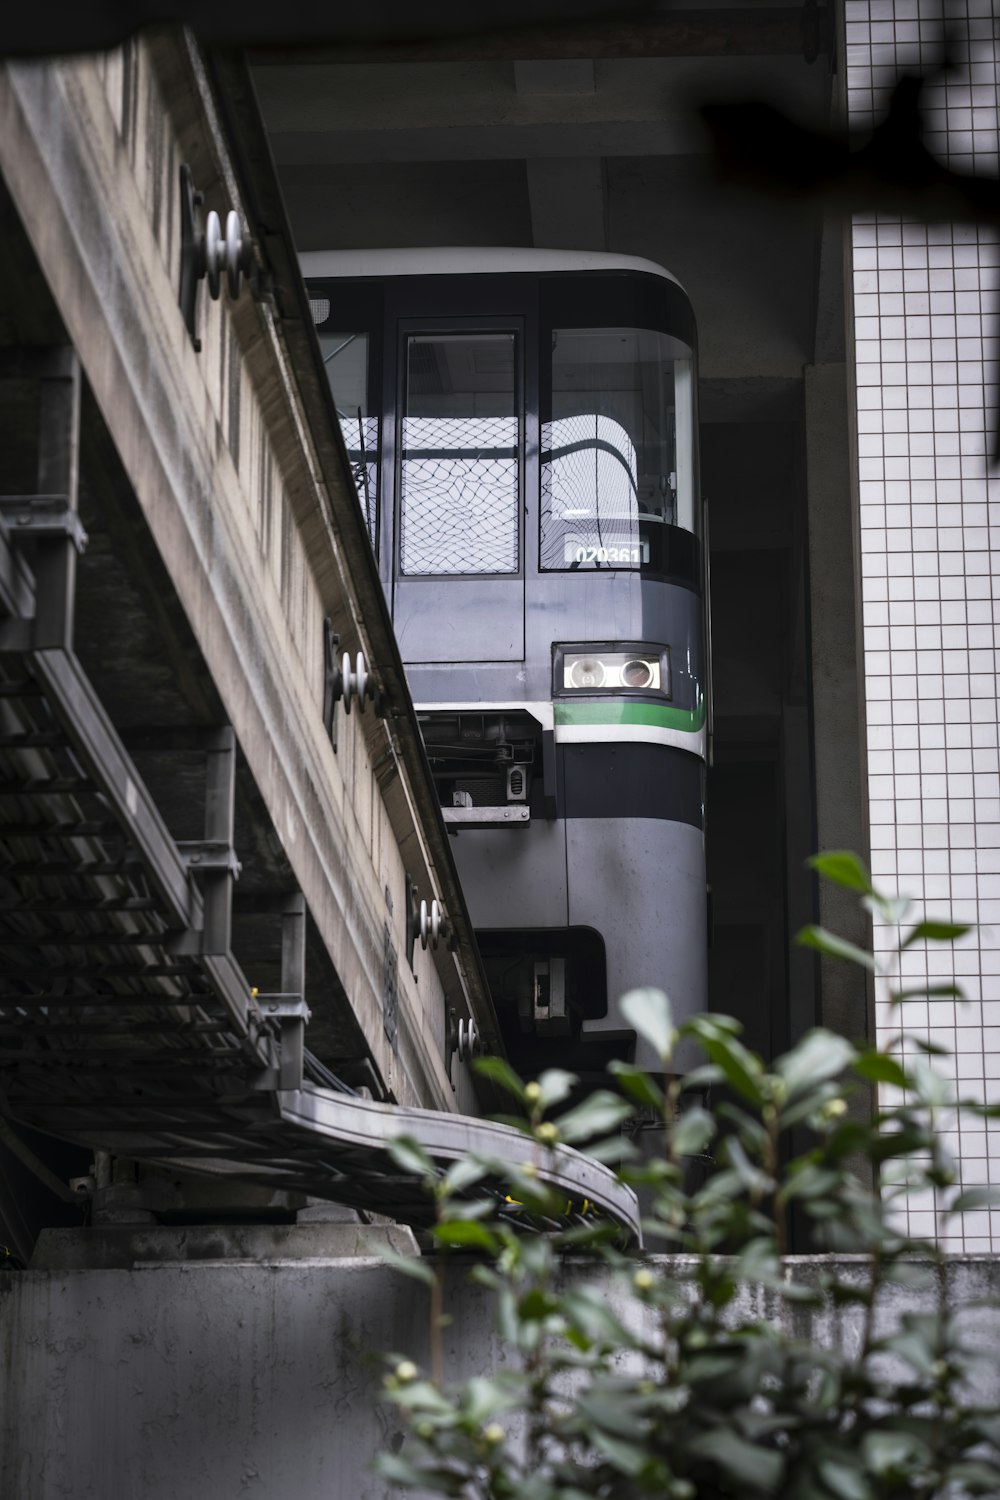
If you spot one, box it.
[540,326,696,573]
[399,331,519,576]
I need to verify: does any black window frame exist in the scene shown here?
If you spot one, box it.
[538,271,700,589]
[308,280,385,556]
[394,314,526,582]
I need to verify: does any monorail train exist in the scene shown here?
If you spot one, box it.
[303,249,709,1080]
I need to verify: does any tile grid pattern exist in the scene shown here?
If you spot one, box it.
[847,0,1000,1249]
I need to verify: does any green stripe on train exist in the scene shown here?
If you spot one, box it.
[554,700,706,732]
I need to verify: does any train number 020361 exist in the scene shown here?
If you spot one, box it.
[564,540,649,566]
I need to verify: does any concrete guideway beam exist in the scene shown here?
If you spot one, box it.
[0,34,499,1112]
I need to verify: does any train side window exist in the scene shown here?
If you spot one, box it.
[540,326,696,573]
[319,330,379,545]
[399,332,519,576]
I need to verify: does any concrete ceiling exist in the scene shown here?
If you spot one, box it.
[251,1,838,391]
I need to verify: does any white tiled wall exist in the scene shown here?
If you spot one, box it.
[847,0,1000,1249]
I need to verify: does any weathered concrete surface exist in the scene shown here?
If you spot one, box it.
[2,1249,998,1500]
[30,1223,419,1269]
[0,36,494,1115]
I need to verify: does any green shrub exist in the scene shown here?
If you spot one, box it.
[378,854,1000,1499]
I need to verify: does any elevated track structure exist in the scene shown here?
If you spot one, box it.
[0,38,639,1250]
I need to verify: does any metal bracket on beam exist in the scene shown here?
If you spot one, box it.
[177,728,240,954]
[179,164,273,351]
[177,842,242,879]
[253,894,309,1089]
[0,498,88,552]
[256,994,311,1091]
[322,617,340,752]
[0,348,83,651]
[404,872,419,972]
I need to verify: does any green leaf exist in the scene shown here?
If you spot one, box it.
[862,1431,927,1477]
[386,1135,435,1178]
[620,987,675,1061]
[484,1113,534,1137]
[946,1460,1000,1493]
[557,1220,624,1249]
[808,850,874,894]
[607,1060,665,1113]
[673,1104,715,1157]
[590,1429,647,1477]
[687,1018,766,1106]
[560,1288,630,1346]
[795,925,876,972]
[582,1134,639,1164]
[374,1452,423,1485]
[575,1390,649,1441]
[881,1319,940,1381]
[381,1247,437,1287]
[431,1220,499,1251]
[776,1029,856,1098]
[460,1375,523,1425]
[862,892,912,925]
[389,1379,456,1417]
[443,1156,490,1195]
[679,1062,726,1090]
[555,1090,632,1144]
[907,1059,954,1108]
[536,1068,576,1112]
[686,1428,784,1493]
[473,1055,527,1103]
[947,1185,1000,1214]
[853,1051,908,1087]
[901,919,973,947]
[445,1198,495,1221]
[781,1162,842,1203]
[726,1135,774,1195]
[817,1456,872,1500]
[889,983,965,1004]
[910,1037,952,1056]
[519,1287,559,1321]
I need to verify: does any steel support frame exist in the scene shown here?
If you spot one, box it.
[0,346,84,654]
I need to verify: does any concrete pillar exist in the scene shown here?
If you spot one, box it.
[804,360,872,1045]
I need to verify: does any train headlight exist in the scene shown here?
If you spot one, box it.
[559,648,665,693]
[567,657,606,689]
[621,658,653,688]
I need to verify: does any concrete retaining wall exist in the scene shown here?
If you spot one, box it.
[2,1232,998,1499]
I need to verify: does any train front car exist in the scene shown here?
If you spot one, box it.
[304,250,709,1081]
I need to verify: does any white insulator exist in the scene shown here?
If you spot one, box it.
[340,650,371,715]
[419,897,444,951]
[205,210,223,299]
[457,1017,480,1061]
[225,210,244,299]
[354,651,368,709]
[340,651,355,713]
